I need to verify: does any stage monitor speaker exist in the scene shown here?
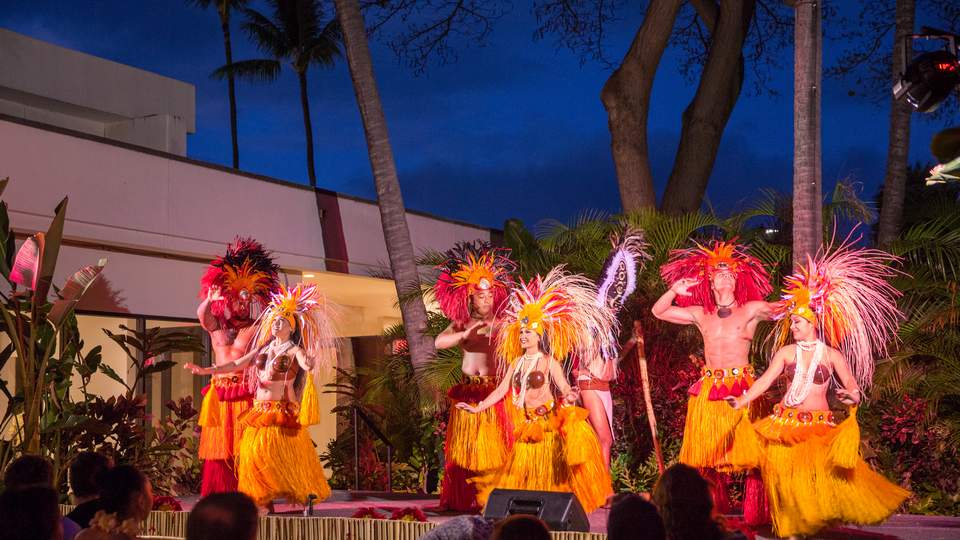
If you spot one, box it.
[482,489,590,532]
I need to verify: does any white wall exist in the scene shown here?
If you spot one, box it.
[0,28,195,155]
[337,197,491,276]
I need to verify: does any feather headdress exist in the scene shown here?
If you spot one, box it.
[773,238,904,390]
[254,283,339,373]
[592,226,650,366]
[433,241,515,325]
[199,237,279,327]
[660,240,771,313]
[497,267,619,368]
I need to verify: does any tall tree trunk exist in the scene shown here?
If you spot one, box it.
[298,70,318,187]
[877,0,914,250]
[333,0,437,367]
[220,11,241,170]
[660,0,755,215]
[600,0,683,213]
[792,0,823,267]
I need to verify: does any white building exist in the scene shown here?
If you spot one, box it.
[0,28,493,464]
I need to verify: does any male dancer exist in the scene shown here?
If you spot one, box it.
[653,241,775,517]
[195,238,279,495]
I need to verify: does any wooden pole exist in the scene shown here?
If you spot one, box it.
[634,321,665,473]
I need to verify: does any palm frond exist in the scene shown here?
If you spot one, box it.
[302,19,342,68]
[242,7,290,58]
[212,59,281,82]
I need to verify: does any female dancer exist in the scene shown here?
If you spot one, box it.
[186,283,335,508]
[727,243,910,538]
[433,241,515,511]
[458,268,614,513]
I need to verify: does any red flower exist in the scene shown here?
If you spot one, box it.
[352,507,386,519]
[389,507,428,522]
[152,496,182,512]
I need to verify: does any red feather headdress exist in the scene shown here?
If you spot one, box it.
[433,241,515,325]
[199,237,280,328]
[660,240,772,313]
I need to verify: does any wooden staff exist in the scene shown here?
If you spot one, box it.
[620,320,664,473]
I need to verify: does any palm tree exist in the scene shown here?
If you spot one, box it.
[332,0,437,367]
[876,0,915,250]
[188,0,247,169]
[215,0,340,187]
[791,0,823,267]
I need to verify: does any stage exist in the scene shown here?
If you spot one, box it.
[104,490,960,540]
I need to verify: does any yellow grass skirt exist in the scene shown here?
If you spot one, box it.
[476,403,612,513]
[445,376,511,472]
[236,400,331,507]
[198,375,252,460]
[679,366,761,472]
[755,405,910,538]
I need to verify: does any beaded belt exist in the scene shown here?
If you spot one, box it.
[462,375,497,385]
[771,403,834,424]
[702,365,755,379]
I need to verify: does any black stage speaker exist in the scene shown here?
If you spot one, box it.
[482,489,590,532]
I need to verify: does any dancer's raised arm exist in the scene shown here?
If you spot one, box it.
[651,278,699,325]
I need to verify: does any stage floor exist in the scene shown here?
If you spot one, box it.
[174,491,960,539]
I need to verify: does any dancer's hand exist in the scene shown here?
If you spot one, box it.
[562,391,578,405]
[207,286,223,301]
[836,388,860,405]
[456,402,480,414]
[671,278,698,297]
[463,319,486,340]
[724,395,743,409]
[183,362,208,375]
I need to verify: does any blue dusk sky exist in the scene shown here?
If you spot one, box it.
[1,1,955,229]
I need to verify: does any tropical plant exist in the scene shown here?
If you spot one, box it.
[216,0,341,186]
[188,0,249,169]
[0,180,106,454]
[101,324,204,398]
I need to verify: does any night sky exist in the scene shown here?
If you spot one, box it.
[2,1,955,230]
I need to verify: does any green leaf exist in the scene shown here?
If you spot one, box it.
[35,197,68,305]
[141,360,177,377]
[98,363,130,391]
[48,259,106,327]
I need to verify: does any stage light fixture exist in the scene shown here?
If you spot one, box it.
[893,29,960,113]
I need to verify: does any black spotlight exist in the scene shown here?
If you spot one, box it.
[893,30,960,113]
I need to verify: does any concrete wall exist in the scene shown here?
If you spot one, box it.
[0,28,195,154]
[0,115,492,320]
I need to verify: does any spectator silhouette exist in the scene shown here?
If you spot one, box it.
[3,455,80,540]
[653,464,727,540]
[490,514,550,540]
[75,466,152,540]
[186,492,258,540]
[420,515,493,540]
[66,452,112,528]
[0,485,62,540]
[608,493,665,540]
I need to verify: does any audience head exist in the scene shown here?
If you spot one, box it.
[490,514,550,540]
[98,465,152,521]
[608,493,664,540]
[68,452,112,501]
[420,515,493,540]
[3,455,53,490]
[0,485,61,540]
[186,492,258,540]
[652,464,724,540]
